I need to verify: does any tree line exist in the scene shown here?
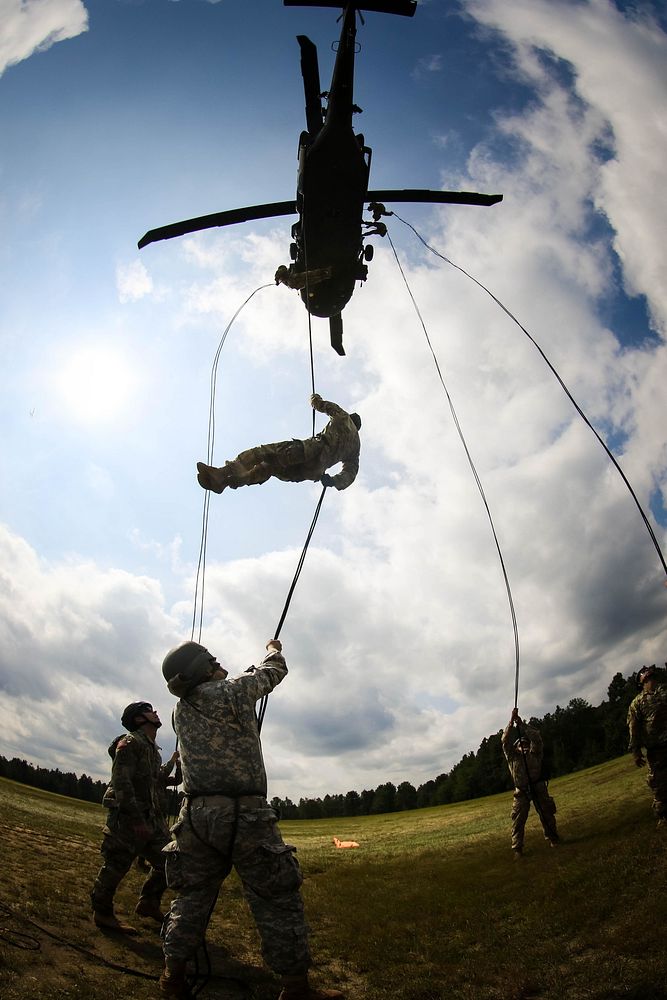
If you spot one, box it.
[0,754,107,803]
[0,664,661,813]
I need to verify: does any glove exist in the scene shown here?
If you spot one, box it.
[321,473,335,488]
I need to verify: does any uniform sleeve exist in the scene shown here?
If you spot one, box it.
[501,723,514,758]
[110,742,143,820]
[328,456,359,490]
[627,699,642,753]
[312,395,347,419]
[233,651,288,702]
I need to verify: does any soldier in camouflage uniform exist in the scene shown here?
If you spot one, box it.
[159,639,343,1000]
[502,707,559,857]
[627,664,667,826]
[196,393,361,494]
[91,701,171,933]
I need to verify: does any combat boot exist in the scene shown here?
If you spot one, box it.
[135,897,165,923]
[93,908,138,935]
[278,973,344,1000]
[196,462,228,493]
[159,959,190,998]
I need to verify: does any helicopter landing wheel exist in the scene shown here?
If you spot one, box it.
[363,244,374,262]
[289,243,298,261]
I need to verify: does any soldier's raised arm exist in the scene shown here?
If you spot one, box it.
[323,456,359,491]
[310,393,348,419]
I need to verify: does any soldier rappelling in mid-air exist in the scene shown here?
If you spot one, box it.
[196,393,361,493]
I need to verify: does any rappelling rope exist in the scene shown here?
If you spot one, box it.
[190,283,273,644]
[189,272,327,726]
[386,229,521,706]
[255,208,328,727]
[392,212,667,582]
[256,483,328,731]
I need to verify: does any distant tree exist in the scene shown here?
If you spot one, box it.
[395,781,418,811]
[298,797,323,820]
[344,789,361,816]
[359,788,375,815]
[371,782,396,814]
[416,779,437,809]
[433,773,452,806]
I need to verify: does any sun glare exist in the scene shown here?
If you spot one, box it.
[54,346,139,423]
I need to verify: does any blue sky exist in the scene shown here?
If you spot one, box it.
[1,0,665,799]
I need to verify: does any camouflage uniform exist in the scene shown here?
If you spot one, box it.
[627,682,667,820]
[91,730,170,915]
[162,649,311,976]
[201,395,360,492]
[502,722,559,850]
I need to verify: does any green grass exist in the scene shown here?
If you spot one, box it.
[0,757,666,999]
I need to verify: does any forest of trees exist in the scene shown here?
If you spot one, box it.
[0,754,107,803]
[0,664,662,814]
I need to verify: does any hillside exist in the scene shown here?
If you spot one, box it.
[0,756,666,1000]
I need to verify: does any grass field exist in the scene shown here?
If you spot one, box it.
[0,756,666,1000]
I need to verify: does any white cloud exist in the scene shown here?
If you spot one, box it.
[413,53,443,78]
[116,259,154,303]
[0,0,88,77]
[0,524,185,777]
[464,0,667,335]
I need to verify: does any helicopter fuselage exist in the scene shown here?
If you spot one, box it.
[289,5,371,322]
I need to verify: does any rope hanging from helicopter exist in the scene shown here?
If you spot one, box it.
[386,211,667,584]
[190,258,329,729]
[383,230,522,707]
[255,190,328,727]
[190,283,272,644]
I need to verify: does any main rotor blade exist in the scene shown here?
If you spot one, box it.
[366,189,503,207]
[284,1,417,16]
[138,200,297,249]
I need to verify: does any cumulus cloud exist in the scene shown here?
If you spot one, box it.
[464,0,667,334]
[0,525,184,777]
[116,259,154,303]
[0,0,88,77]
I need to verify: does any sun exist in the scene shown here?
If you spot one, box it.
[53,345,139,423]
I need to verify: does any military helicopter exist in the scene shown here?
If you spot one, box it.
[138,0,502,355]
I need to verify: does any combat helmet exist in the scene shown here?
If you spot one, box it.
[162,642,216,697]
[638,664,657,688]
[120,701,154,732]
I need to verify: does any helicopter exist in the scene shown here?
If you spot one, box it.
[138,0,503,355]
